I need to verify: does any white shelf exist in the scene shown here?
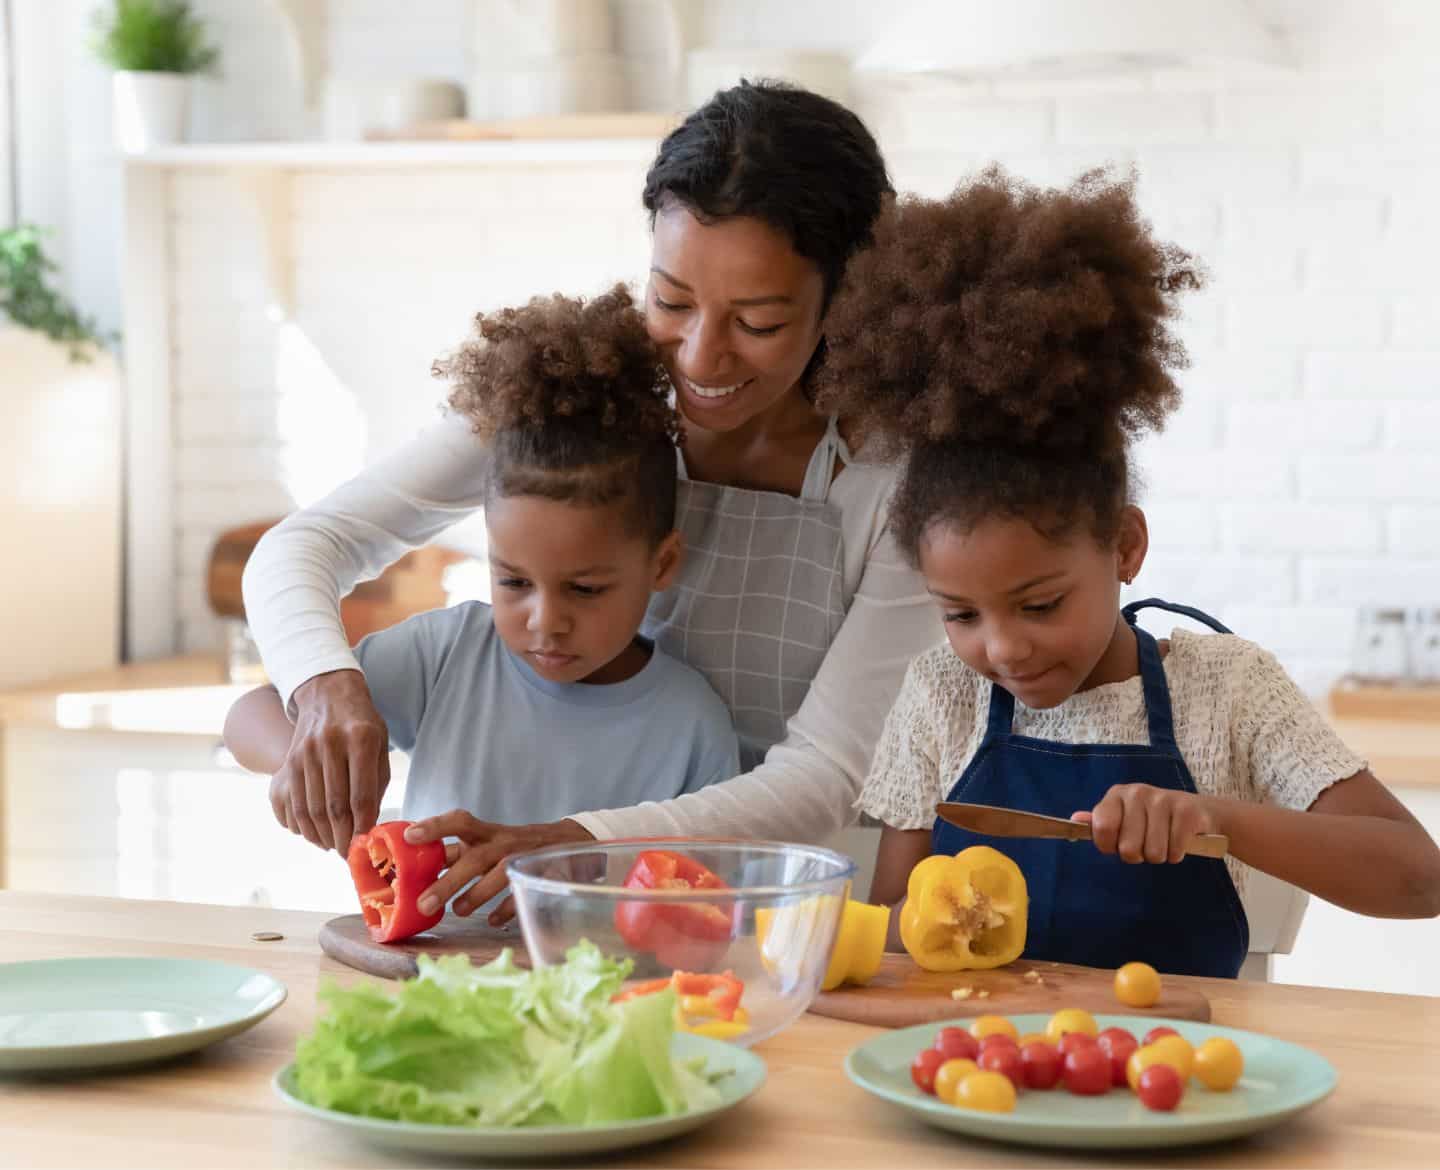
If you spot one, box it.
[123,139,661,168]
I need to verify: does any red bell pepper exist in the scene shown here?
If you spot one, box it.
[346,821,446,943]
[613,850,734,970]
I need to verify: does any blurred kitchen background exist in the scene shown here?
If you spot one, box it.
[3,1,1438,995]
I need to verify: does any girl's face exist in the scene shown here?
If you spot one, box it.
[486,495,681,686]
[917,510,1149,710]
[645,204,826,434]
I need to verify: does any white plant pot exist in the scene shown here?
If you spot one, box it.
[0,326,121,688]
[113,71,189,152]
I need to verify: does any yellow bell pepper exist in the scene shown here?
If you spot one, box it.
[755,894,889,991]
[821,899,891,991]
[900,846,1027,972]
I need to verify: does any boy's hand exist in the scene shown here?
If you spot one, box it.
[1074,784,1223,864]
[403,812,594,924]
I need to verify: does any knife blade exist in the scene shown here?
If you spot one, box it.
[935,802,1229,859]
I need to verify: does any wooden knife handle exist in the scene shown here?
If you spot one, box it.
[1183,833,1230,859]
[1076,823,1229,859]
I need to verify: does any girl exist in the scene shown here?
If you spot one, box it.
[241,82,937,924]
[815,169,1440,978]
[225,288,739,883]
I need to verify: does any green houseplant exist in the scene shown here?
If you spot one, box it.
[0,226,105,362]
[92,0,219,74]
[91,1,220,151]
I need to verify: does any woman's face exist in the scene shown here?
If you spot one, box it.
[646,203,827,433]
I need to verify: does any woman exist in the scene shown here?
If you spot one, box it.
[242,81,938,918]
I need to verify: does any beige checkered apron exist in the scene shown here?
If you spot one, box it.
[643,417,850,770]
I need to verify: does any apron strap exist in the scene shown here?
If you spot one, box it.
[1122,597,1232,635]
[799,416,849,502]
[1132,624,1180,753]
[982,678,1017,742]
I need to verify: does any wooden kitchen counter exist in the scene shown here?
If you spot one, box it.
[2,891,1438,1169]
[0,654,240,734]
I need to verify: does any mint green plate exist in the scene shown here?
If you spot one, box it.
[273,1033,766,1158]
[846,1013,1337,1150]
[0,957,287,1074]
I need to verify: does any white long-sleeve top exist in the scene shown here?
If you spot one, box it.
[241,412,938,843]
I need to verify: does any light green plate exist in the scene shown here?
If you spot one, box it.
[273,1033,766,1159]
[0,957,287,1074]
[846,1013,1337,1150]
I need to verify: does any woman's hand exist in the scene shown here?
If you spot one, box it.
[270,669,390,856]
[404,812,596,924]
[1075,784,1222,864]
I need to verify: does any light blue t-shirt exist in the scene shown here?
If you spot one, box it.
[353,602,740,824]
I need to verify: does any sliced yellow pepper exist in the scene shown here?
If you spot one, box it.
[821,899,891,991]
[755,893,889,991]
[900,846,1027,972]
[676,1005,749,1040]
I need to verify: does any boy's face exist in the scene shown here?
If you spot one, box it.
[486,496,681,686]
[916,510,1147,710]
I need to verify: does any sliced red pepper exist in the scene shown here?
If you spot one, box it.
[346,820,446,944]
[613,850,734,970]
[612,970,745,1021]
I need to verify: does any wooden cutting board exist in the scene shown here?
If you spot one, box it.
[318,914,529,980]
[809,954,1210,1028]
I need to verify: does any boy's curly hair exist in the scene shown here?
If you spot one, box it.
[814,166,1202,561]
[434,285,679,543]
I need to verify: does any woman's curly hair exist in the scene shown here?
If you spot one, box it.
[434,285,679,543]
[814,166,1203,561]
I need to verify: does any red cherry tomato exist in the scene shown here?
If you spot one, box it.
[934,1026,980,1062]
[1137,1062,1185,1111]
[911,1047,947,1094]
[1057,1031,1097,1057]
[978,1032,1019,1053]
[1096,1027,1139,1087]
[1061,1045,1111,1096]
[1143,1025,1181,1046]
[978,1044,1025,1089]
[1019,1041,1063,1090]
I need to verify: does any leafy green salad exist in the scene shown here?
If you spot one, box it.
[294,941,724,1127]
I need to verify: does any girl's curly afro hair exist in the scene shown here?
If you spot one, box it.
[814,166,1203,562]
[434,284,679,543]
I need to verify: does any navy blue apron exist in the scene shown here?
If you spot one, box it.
[931,599,1249,978]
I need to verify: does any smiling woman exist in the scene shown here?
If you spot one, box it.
[239,81,938,920]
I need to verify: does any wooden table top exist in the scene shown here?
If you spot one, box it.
[3,891,1439,1169]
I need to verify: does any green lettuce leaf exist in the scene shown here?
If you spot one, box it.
[293,940,722,1127]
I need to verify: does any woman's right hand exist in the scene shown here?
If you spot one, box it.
[269,669,390,856]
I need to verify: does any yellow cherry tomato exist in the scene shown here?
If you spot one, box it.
[934,1058,980,1105]
[1148,1034,1195,1080]
[1193,1037,1244,1091]
[1127,1036,1196,1091]
[1114,961,1162,1008]
[1126,1044,1169,1092]
[970,1014,1019,1041]
[954,1069,1017,1113]
[1045,1008,1098,1043]
[1019,1032,1049,1047]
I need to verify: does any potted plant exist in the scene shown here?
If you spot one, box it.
[0,227,122,688]
[0,226,107,361]
[92,0,220,151]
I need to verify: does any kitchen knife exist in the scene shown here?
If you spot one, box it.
[935,802,1229,859]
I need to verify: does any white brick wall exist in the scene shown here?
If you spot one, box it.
[159,1,1440,699]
